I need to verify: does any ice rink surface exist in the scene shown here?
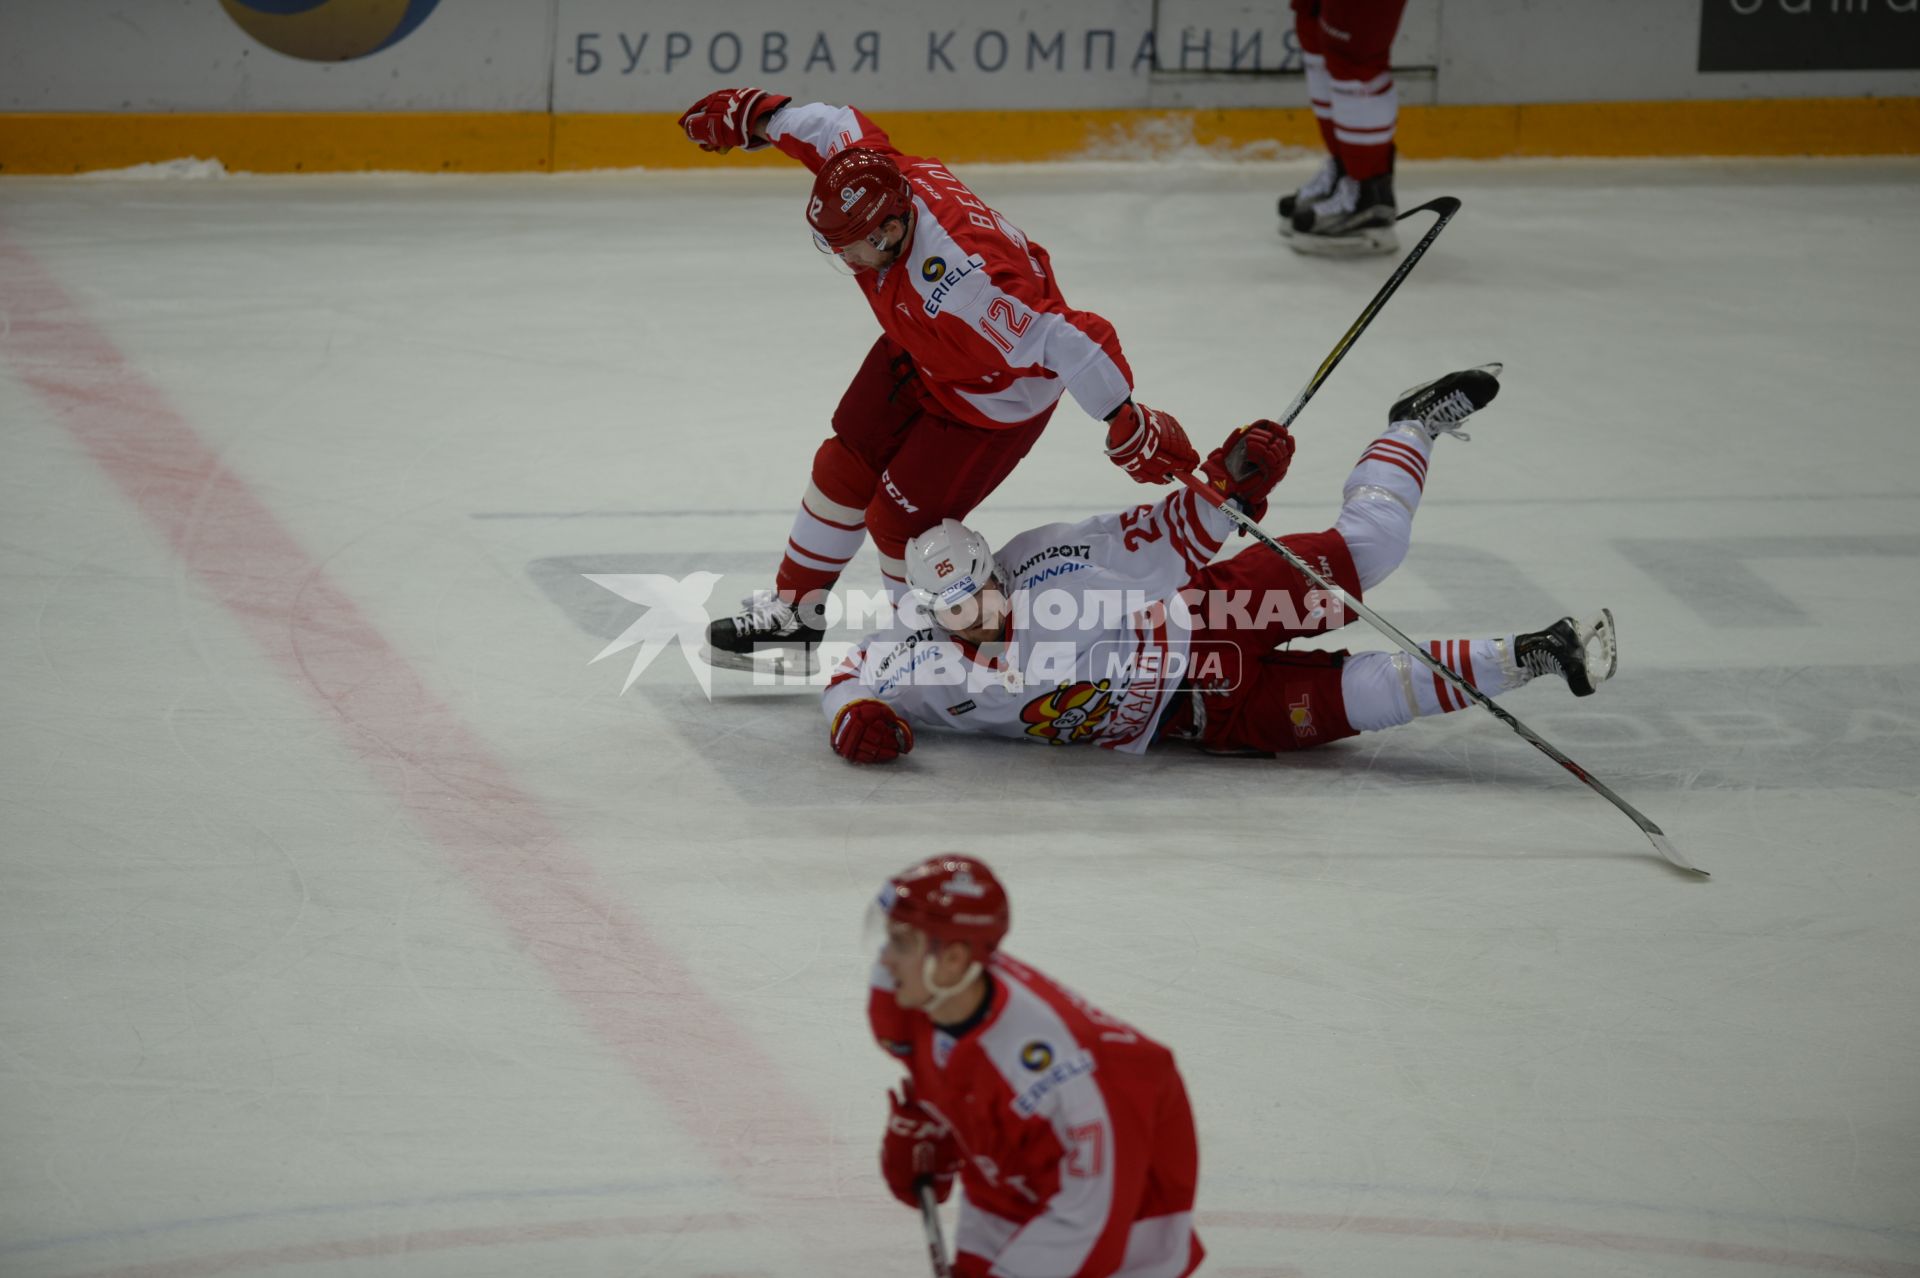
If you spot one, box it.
[3,155,1918,1277]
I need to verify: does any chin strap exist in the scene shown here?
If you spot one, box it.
[918,955,982,1014]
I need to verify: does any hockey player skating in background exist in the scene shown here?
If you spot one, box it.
[870,855,1205,1278]
[676,87,1199,674]
[1279,0,1410,256]
[824,366,1619,764]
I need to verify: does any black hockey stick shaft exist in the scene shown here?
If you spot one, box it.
[1178,474,1705,875]
[917,1180,953,1278]
[1271,196,1463,432]
[1234,194,1699,872]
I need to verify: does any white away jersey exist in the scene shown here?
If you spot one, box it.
[822,488,1236,754]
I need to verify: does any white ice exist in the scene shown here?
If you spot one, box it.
[2,156,1918,1278]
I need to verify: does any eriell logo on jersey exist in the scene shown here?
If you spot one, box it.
[922,254,986,316]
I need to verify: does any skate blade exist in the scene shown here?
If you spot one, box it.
[1283,225,1399,258]
[699,643,820,678]
[1578,609,1619,687]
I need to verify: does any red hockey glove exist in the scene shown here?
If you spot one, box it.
[1200,420,1296,520]
[676,87,791,153]
[1105,400,1200,485]
[831,698,914,764]
[881,1084,959,1208]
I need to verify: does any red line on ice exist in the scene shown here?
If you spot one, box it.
[0,233,827,1195]
[53,1215,758,1278]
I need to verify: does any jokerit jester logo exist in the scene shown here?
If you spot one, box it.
[219,0,443,62]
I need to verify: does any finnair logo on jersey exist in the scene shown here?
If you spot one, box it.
[582,572,722,696]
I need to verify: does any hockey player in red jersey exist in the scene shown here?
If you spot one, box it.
[824,365,1621,765]
[869,855,1204,1278]
[676,87,1198,674]
[1278,0,1411,256]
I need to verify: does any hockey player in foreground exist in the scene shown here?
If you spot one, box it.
[823,366,1619,763]
[676,87,1198,675]
[871,855,1204,1278]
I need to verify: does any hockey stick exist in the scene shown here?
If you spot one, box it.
[1179,473,1705,876]
[1270,197,1464,432]
[916,1180,954,1278]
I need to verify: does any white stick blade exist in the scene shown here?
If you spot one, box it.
[1649,830,1709,877]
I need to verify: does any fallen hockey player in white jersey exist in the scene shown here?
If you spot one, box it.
[822,365,1620,763]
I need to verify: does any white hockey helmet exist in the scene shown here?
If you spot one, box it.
[904,518,998,619]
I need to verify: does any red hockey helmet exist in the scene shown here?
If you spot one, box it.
[807,147,914,251]
[879,855,1011,956]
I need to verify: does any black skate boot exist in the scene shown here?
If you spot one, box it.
[1515,610,1617,698]
[1277,155,1342,224]
[703,589,825,675]
[1389,364,1503,441]
[1284,172,1398,257]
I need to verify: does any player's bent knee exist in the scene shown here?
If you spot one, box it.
[1339,650,1418,732]
[1335,497,1410,592]
[812,436,881,503]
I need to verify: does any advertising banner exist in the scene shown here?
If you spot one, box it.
[1699,0,1920,73]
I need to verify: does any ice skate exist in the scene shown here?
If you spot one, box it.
[1515,610,1617,698]
[1283,173,1398,258]
[703,589,824,676]
[1389,364,1503,440]
[1277,155,1342,224]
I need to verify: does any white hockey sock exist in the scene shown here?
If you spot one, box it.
[780,481,867,585]
[1305,52,1333,133]
[1341,636,1528,732]
[1333,424,1431,590]
[1329,69,1398,171]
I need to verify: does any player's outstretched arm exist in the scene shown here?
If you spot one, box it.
[821,637,919,764]
[1057,420,1286,600]
[679,89,902,173]
[675,87,791,154]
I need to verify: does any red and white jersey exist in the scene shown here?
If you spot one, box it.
[870,953,1204,1278]
[766,102,1134,430]
[821,487,1235,755]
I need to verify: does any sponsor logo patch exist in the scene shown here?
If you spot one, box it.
[937,575,980,608]
[1019,1040,1054,1071]
[1290,692,1318,738]
[922,253,986,316]
[1011,1049,1096,1117]
[922,256,947,281]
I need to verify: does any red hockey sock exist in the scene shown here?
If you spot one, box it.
[774,438,877,601]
